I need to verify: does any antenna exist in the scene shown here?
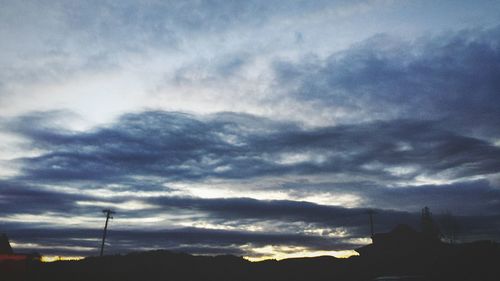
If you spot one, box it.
[367,209,376,238]
[100,209,115,257]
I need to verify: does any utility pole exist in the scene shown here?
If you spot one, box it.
[367,210,376,238]
[100,209,115,257]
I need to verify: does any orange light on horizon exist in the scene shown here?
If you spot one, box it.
[0,254,31,262]
[243,246,359,262]
[40,256,85,263]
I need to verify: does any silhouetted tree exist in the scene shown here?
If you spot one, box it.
[421,206,440,240]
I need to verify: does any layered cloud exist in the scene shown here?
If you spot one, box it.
[2,109,500,258]
[272,27,500,133]
[5,111,499,184]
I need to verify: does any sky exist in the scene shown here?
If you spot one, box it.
[1,0,500,261]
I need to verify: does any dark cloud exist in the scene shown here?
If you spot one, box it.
[3,178,499,256]
[364,181,500,216]
[0,177,414,236]
[7,226,354,256]
[3,175,499,242]
[0,180,93,215]
[147,196,413,232]
[6,209,499,257]
[283,180,500,216]
[2,110,499,253]
[5,111,499,185]
[146,190,500,240]
[273,26,500,138]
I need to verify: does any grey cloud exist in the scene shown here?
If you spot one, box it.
[172,53,252,87]
[145,193,500,240]
[3,110,499,244]
[273,26,500,138]
[0,0,345,57]
[0,180,94,215]
[147,196,413,232]
[0,175,412,235]
[363,181,500,216]
[5,208,499,257]
[283,180,500,216]
[7,226,354,256]
[5,111,500,185]
[0,0,371,94]
[3,179,499,256]
[3,178,499,244]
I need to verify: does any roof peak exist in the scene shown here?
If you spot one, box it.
[0,233,14,254]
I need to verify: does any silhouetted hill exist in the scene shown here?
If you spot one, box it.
[4,242,495,281]
[22,251,345,281]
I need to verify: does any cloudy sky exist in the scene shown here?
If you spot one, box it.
[1,0,500,260]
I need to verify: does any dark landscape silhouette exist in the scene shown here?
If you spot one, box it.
[2,208,499,281]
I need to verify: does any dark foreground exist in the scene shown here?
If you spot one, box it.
[2,241,500,281]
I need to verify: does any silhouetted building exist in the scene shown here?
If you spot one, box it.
[0,234,40,264]
[1,233,29,277]
[1,233,14,254]
[355,224,444,259]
